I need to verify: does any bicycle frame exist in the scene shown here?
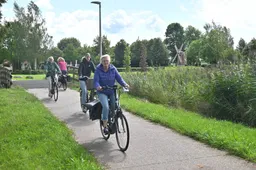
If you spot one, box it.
[50,75,58,92]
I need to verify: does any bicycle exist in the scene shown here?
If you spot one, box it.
[57,74,68,90]
[49,74,58,101]
[84,84,130,152]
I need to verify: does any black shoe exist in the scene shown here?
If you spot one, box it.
[104,127,109,135]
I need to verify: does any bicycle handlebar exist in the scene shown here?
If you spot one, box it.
[101,85,129,92]
[79,76,90,81]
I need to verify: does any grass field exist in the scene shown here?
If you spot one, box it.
[12,74,46,80]
[0,87,102,170]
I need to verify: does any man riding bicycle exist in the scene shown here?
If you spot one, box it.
[45,56,61,97]
[78,53,95,111]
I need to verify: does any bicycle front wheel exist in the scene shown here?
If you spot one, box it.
[53,83,58,101]
[100,120,110,140]
[115,113,130,152]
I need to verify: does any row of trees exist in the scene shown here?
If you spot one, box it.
[0,1,53,70]
[0,1,256,71]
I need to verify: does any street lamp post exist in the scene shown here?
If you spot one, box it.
[91,1,102,57]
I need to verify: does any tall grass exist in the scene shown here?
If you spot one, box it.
[122,67,210,110]
[204,64,256,127]
[122,64,256,127]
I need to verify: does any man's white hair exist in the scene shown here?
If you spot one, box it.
[100,54,111,64]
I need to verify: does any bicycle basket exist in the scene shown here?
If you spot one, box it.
[86,78,94,90]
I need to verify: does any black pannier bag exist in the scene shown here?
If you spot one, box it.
[86,100,102,120]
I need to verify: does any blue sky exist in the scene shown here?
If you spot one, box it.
[2,0,255,47]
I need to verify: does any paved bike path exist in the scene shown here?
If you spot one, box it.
[26,87,256,170]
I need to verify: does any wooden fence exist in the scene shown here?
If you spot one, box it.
[67,65,79,82]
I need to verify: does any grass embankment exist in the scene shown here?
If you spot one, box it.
[0,87,102,170]
[120,94,256,163]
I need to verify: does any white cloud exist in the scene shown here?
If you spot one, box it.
[179,5,187,12]
[103,10,167,45]
[34,0,53,10]
[44,10,99,46]
[192,0,256,44]
[43,9,167,47]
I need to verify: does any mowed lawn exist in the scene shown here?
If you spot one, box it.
[12,74,46,81]
[0,87,102,170]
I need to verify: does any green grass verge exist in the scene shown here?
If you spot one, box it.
[0,87,102,170]
[12,74,73,81]
[120,94,256,163]
[12,74,46,80]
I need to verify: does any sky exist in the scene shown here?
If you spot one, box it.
[1,0,256,47]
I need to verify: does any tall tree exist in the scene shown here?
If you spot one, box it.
[247,38,256,62]
[164,23,184,57]
[63,44,78,63]
[146,38,154,66]
[2,21,27,69]
[93,35,111,56]
[76,44,93,61]
[203,21,234,47]
[236,38,246,53]
[114,39,128,67]
[48,47,64,59]
[130,39,147,67]
[200,29,230,64]
[139,42,147,72]
[57,37,81,51]
[184,25,201,48]
[147,38,169,66]
[11,1,53,69]
[198,21,235,64]
[123,46,131,72]
[185,39,201,65]
[0,0,7,20]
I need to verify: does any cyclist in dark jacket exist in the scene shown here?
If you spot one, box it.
[78,53,96,111]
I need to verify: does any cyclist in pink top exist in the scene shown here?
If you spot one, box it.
[57,57,67,75]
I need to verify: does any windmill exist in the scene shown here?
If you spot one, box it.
[171,43,187,66]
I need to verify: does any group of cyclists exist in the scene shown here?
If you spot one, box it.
[44,56,68,97]
[45,53,129,134]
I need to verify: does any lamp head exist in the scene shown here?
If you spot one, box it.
[91,1,101,5]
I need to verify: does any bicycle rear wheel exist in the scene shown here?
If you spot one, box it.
[53,83,58,101]
[63,81,67,90]
[100,120,110,140]
[115,113,130,152]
